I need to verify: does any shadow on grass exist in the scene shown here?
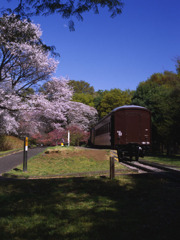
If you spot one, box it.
[13,168,22,172]
[149,154,180,161]
[0,174,180,240]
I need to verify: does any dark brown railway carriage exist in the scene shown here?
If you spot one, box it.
[90,105,151,161]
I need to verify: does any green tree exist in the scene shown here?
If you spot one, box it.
[69,80,95,107]
[72,93,95,107]
[132,71,180,155]
[144,71,179,88]
[97,89,133,118]
[3,0,124,31]
[175,57,180,77]
[168,83,180,152]
[93,89,107,109]
[69,80,95,94]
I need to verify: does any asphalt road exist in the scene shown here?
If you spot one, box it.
[0,147,45,174]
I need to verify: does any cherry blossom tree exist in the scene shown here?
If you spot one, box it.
[0,14,58,94]
[0,109,19,135]
[38,77,98,133]
[66,124,90,146]
[36,77,73,131]
[30,133,50,146]
[67,101,98,131]
[0,14,98,138]
[17,77,73,136]
[48,129,66,146]
[18,77,98,137]
[0,87,27,135]
[0,14,58,136]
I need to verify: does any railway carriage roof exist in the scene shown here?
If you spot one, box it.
[95,105,149,126]
[111,105,148,112]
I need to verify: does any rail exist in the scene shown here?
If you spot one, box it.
[120,159,180,182]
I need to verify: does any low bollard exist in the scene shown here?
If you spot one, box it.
[110,156,115,179]
[23,137,28,172]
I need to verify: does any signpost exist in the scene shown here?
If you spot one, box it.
[23,137,28,172]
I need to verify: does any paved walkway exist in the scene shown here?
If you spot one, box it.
[0,148,45,174]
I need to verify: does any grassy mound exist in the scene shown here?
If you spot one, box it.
[0,136,23,151]
[5,147,129,178]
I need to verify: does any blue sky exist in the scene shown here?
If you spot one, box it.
[1,0,180,91]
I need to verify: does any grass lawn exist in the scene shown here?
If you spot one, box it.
[4,146,129,178]
[1,147,180,239]
[0,148,22,157]
[0,174,180,240]
[145,155,180,168]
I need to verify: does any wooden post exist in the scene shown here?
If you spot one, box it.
[23,137,28,172]
[110,157,115,179]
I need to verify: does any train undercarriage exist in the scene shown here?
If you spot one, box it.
[116,143,148,161]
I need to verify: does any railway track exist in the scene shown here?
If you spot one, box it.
[121,160,165,173]
[120,159,180,182]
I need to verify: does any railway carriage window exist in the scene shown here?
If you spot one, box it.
[95,123,110,136]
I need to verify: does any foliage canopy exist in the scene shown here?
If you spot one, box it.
[2,0,124,30]
[97,88,133,118]
[132,71,180,154]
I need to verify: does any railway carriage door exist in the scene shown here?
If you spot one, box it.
[125,111,141,143]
